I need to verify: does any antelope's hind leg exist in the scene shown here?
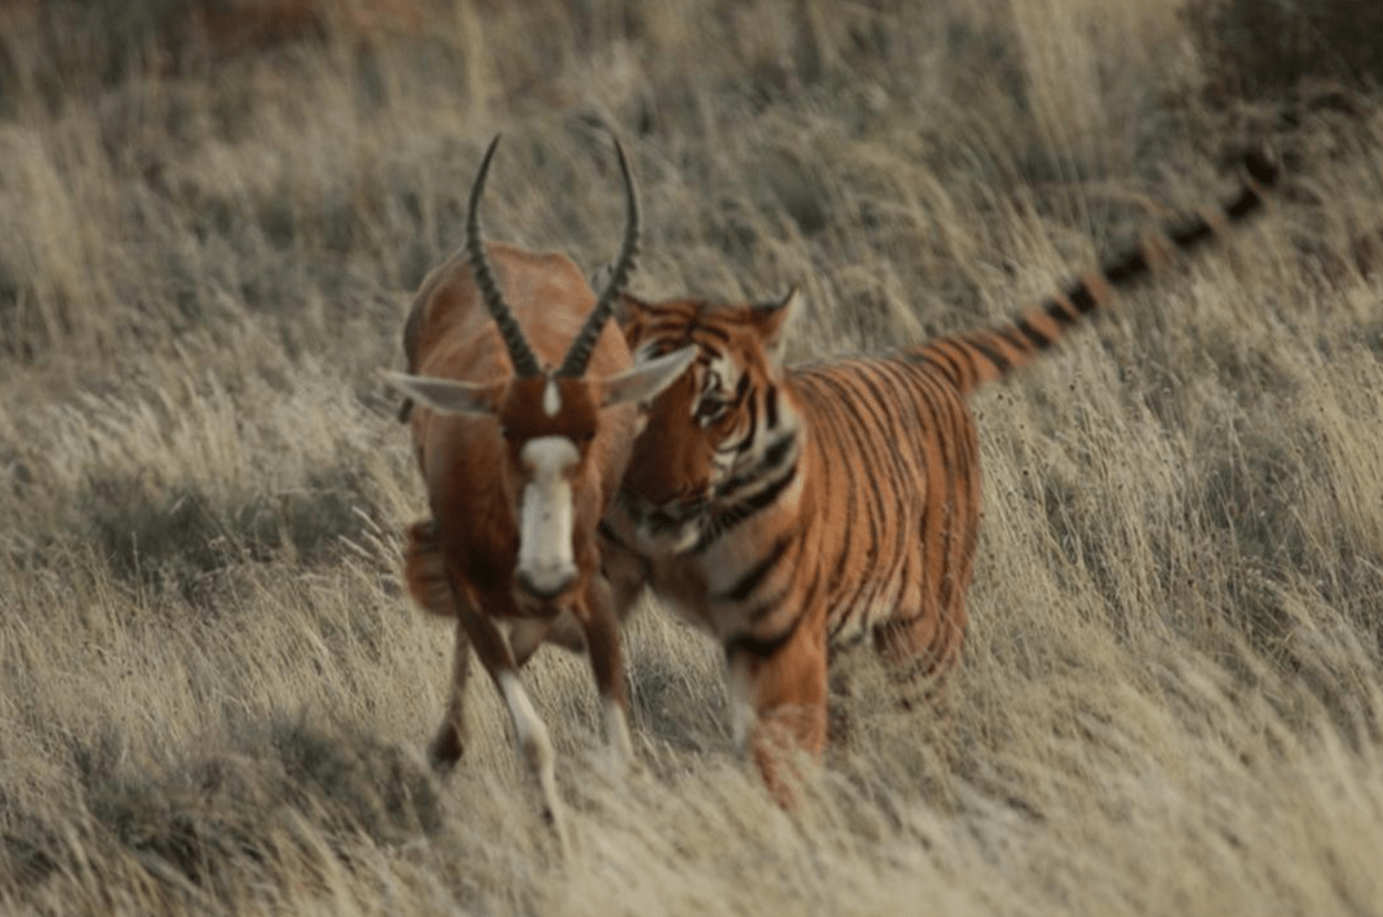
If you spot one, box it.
[402,520,475,772]
[428,620,473,772]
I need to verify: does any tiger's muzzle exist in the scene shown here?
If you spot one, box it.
[618,486,711,541]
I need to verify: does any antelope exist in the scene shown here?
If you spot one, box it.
[384,136,695,847]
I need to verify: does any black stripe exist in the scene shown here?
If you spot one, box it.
[649,321,713,343]
[737,394,758,455]
[692,461,798,553]
[908,346,960,384]
[804,382,854,595]
[597,520,626,548]
[748,588,791,622]
[850,369,917,512]
[1065,280,1099,314]
[719,534,795,601]
[906,371,954,594]
[965,336,1014,375]
[725,572,820,660]
[759,434,795,474]
[1225,187,1261,220]
[725,618,799,660]
[1015,317,1054,349]
[938,339,982,390]
[1001,325,1032,350]
[816,373,896,549]
[716,422,751,455]
[1170,220,1214,250]
[1044,295,1081,325]
[1103,249,1150,285]
[764,384,779,430]
[718,433,797,498]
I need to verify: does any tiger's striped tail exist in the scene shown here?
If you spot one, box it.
[911,150,1279,397]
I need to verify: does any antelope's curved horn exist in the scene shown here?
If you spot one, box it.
[557,138,640,378]
[468,135,543,379]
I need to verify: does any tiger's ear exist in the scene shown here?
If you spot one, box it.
[749,286,799,359]
[615,292,650,341]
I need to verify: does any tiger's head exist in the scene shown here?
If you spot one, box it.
[616,288,803,553]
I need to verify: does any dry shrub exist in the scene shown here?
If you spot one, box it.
[2,719,441,905]
[0,0,429,91]
[75,465,381,605]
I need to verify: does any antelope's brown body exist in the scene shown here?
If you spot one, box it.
[403,244,638,624]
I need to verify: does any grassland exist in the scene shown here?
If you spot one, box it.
[2,1,1382,914]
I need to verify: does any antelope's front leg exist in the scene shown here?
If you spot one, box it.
[428,619,473,772]
[456,606,568,853]
[581,573,636,767]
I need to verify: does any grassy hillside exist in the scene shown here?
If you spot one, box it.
[2,1,1381,914]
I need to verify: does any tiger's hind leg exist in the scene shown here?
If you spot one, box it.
[872,603,968,716]
[825,647,867,747]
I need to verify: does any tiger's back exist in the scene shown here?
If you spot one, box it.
[794,355,980,673]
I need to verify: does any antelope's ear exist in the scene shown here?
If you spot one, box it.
[380,371,503,416]
[601,345,697,408]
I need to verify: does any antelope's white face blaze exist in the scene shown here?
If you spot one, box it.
[543,379,561,417]
[516,435,581,598]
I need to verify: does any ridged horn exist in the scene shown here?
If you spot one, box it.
[467,135,543,379]
[557,138,640,378]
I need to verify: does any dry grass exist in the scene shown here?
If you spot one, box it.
[2,1,1382,914]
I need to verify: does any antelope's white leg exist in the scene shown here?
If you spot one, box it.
[496,670,569,853]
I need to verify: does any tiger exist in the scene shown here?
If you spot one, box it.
[597,151,1279,800]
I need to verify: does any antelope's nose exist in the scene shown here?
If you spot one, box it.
[516,563,578,601]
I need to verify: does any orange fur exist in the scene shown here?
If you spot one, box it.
[601,152,1278,802]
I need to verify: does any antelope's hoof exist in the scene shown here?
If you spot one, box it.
[426,732,464,775]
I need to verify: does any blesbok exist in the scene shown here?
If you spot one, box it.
[384,136,695,846]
